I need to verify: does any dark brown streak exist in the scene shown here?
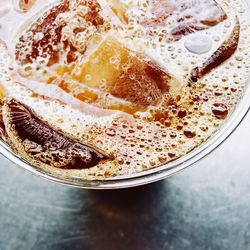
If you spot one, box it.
[190,17,240,82]
[4,99,108,169]
[0,102,7,141]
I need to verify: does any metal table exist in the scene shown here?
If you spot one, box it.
[0,109,249,250]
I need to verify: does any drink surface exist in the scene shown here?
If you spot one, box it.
[0,0,249,180]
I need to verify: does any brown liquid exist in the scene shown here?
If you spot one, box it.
[0,0,248,177]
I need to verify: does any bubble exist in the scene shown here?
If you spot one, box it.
[168,152,176,158]
[184,35,212,55]
[235,55,243,61]
[183,129,196,138]
[211,103,228,120]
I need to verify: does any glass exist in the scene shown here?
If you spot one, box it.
[0,0,249,189]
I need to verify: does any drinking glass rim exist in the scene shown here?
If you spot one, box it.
[0,77,249,189]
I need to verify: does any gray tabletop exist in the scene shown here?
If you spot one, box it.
[0,111,249,250]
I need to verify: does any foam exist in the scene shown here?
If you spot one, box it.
[0,0,249,180]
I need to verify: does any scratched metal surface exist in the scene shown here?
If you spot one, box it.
[0,108,249,250]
